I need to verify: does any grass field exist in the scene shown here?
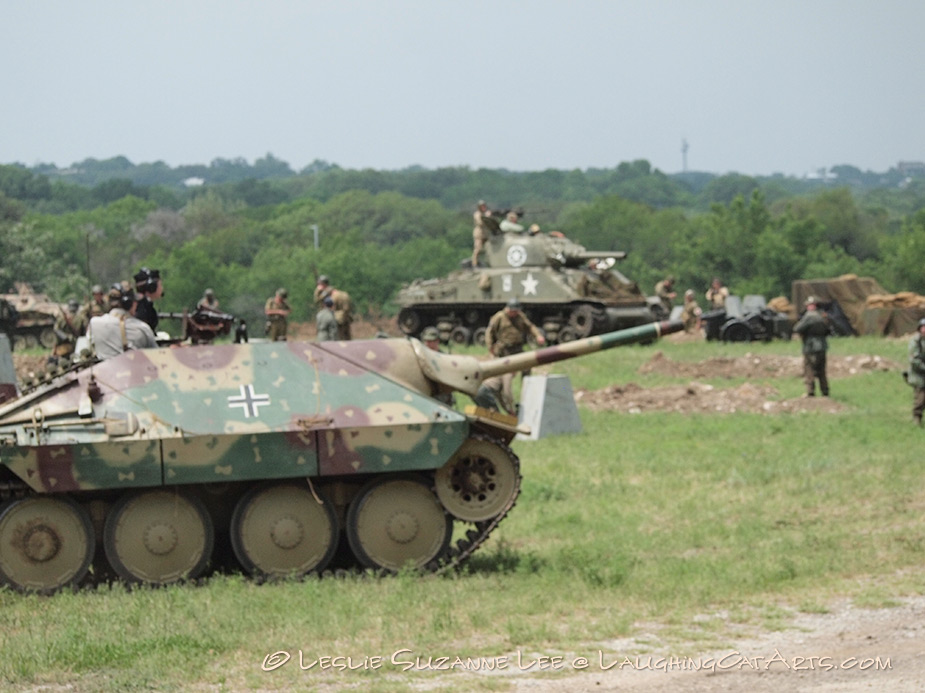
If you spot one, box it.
[1,334,923,692]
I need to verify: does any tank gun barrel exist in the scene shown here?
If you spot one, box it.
[568,250,627,261]
[414,320,683,396]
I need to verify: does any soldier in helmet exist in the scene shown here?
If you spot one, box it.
[49,299,82,365]
[196,288,219,312]
[264,288,291,341]
[793,296,831,397]
[654,275,677,317]
[75,285,106,336]
[907,318,925,425]
[315,295,338,342]
[485,298,546,414]
[133,267,163,332]
[88,286,157,360]
[314,275,354,341]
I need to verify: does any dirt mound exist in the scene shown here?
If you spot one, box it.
[575,381,846,414]
[575,351,899,415]
[639,350,899,380]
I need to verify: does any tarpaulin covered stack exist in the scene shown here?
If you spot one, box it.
[792,275,925,336]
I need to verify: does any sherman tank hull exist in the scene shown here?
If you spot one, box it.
[0,320,682,593]
[395,229,656,345]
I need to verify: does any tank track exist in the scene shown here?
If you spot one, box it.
[430,434,522,574]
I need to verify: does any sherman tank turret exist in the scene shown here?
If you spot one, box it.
[395,222,657,346]
[0,319,682,593]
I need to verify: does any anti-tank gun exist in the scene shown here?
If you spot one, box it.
[0,318,682,593]
[157,306,236,345]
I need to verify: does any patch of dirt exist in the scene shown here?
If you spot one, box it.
[573,351,900,415]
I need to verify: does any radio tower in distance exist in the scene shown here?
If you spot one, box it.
[681,138,689,172]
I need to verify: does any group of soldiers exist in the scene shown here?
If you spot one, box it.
[51,267,164,363]
[264,275,354,342]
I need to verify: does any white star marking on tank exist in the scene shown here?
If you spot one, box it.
[227,384,271,418]
[521,272,539,295]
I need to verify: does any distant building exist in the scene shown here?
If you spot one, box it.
[183,177,205,187]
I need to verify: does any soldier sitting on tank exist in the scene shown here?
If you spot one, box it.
[485,298,546,415]
[88,286,158,360]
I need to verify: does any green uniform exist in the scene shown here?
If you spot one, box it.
[793,308,829,396]
[907,333,925,424]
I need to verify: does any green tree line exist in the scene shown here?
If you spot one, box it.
[3,159,925,333]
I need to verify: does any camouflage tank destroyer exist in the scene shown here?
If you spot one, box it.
[0,319,682,593]
[395,222,657,345]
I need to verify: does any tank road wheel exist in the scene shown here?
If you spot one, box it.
[397,308,422,336]
[346,476,452,572]
[557,326,579,343]
[39,327,56,350]
[230,481,339,579]
[472,327,487,347]
[449,325,471,346]
[24,334,39,349]
[435,437,521,522]
[104,489,213,585]
[0,496,95,594]
[568,304,596,337]
[11,335,25,351]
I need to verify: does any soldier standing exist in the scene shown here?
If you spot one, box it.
[907,318,925,425]
[133,267,163,332]
[793,296,830,397]
[654,275,677,317]
[485,298,546,414]
[680,289,703,334]
[472,200,492,268]
[314,276,353,341]
[706,277,729,310]
[264,288,291,341]
[315,296,338,341]
[50,299,82,365]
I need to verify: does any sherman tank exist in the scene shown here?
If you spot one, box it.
[395,223,657,345]
[0,319,682,593]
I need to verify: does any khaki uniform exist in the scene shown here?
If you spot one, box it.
[52,309,81,359]
[654,280,675,315]
[485,308,545,414]
[706,285,729,310]
[264,295,291,341]
[315,284,353,340]
[472,208,490,267]
[680,298,702,333]
[793,309,830,396]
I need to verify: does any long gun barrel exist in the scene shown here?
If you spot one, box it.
[413,319,684,396]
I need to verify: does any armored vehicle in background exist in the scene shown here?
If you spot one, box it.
[0,284,63,351]
[0,319,682,593]
[395,224,657,345]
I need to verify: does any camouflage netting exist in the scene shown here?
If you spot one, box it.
[792,275,925,337]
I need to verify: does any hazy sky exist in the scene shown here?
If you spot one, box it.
[3,0,923,177]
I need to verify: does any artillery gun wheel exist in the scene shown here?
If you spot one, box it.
[230,481,339,578]
[39,327,56,350]
[397,309,422,335]
[346,476,452,572]
[449,326,471,346]
[472,327,487,346]
[0,496,95,593]
[721,320,753,343]
[104,489,213,585]
[435,436,520,522]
